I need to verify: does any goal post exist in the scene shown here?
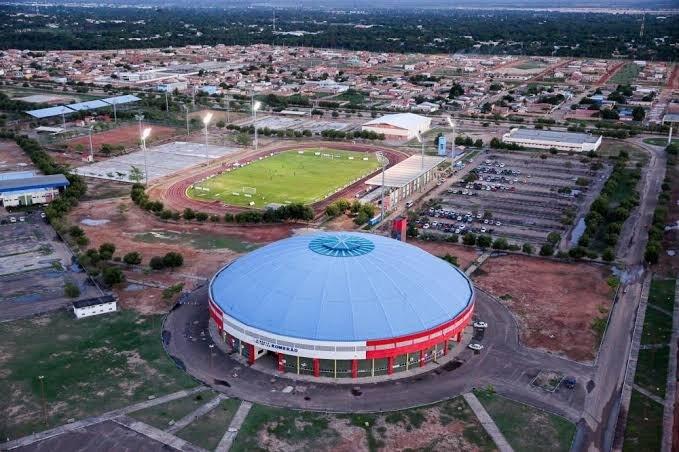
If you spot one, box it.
[242,186,257,195]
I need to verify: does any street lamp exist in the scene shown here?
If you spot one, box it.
[141,127,152,187]
[180,104,189,136]
[203,112,213,161]
[134,114,144,137]
[415,132,425,171]
[376,152,389,222]
[253,100,262,152]
[87,125,94,162]
[208,343,215,370]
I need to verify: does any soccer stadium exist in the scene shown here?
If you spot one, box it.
[186,148,380,208]
[208,232,475,379]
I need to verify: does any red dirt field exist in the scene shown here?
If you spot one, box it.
[68,198,297,313]
[147,141,408,217]
[65,124,179,152]
[472,254,614,362]
[668,63,679,90]
[410,240,480,270]
[597,61,626,85]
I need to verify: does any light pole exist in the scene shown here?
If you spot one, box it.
[134,114,144,137]
[141,127,152,187]
[208,343,215,370]
[203,112,213,162]
[376,152,389,222]
[38,375,47,426]
[415,132,425,171]
[87,125,94,161]
[253,100,262,152]
[180,104,189,136]
[446,115,456,161]
[164,90,169,113]
[225,95,231,124]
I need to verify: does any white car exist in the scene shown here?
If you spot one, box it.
[481,227,486,233]
[484,219,489,224]
[496,221,501,226]
[468,343,484,351]
[431,221,438,227]
[474,321,488,329]
[19,217,25,222]
[9,217,16,223]
[476,214,482,219]
[423,223,430,229]
[40,212,46,219]
[457,216,463,221]
[454,228,461,234]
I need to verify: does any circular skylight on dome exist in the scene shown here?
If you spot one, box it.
[308,234,375,257]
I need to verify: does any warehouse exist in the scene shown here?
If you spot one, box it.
[501,128,602,152]
[0,172,70,207]
[364,154,446,206]
[362,113,431,140]
[208,233,474,378]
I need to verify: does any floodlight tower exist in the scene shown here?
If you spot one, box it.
[180,103,189,136]
[253,100,262,152]
[415,131,425,171]
[203,112,213,162]
[446,115,456,161]
[141,127,152,187]
[87,125,94,161]
[134,114,144,137]
[376,152,389,222]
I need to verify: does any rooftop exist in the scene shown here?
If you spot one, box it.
[0,174,70,194]
[365,155,445,188]
[363,113,431,131]
[506,128,601,144]
[210,232,473,342]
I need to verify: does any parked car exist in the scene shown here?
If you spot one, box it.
[468,343,484,351]
[9,217,16,223]
[473,321,488,329]
[563,376,576,389]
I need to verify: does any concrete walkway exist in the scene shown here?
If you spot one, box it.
[632,385,665,405]
[114,415,207,452]
[465,250,491,276]
[215,401,253,452]
[463,393,514,452]
[166,393,228,434]
[661,280,678,452]
[614,274,651,452]
[1,386,208,450]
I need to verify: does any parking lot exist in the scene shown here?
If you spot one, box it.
[416,152,608,247]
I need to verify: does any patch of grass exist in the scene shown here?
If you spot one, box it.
[0,310,196,440]
[187,149,379,207]
[475,391,575,452]
[647,278,676,312]
[634,346,669,398]
[232,404,339,452]
[640,307,673,345]
[623,389,663,451]
[609,63,641,85]
[131,392,216,430]
[175,398,240,450]
[643,137,678,147]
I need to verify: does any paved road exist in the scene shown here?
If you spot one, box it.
[163,285,591,421]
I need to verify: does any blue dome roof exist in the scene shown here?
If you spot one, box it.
[210,232,473,342]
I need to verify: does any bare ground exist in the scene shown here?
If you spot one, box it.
[0,139,35,173]
[472,254,614,362]
[410,240,481,270]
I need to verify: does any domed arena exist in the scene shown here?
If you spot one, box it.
[208,232,475,379]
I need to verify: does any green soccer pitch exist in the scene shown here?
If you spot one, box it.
[187,149,381,208]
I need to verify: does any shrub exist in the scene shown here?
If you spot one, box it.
[539,243,554,256]
[492,238,509,250]
[149,256,165,270]
[123,251,142,265]
[602,248,615,262]
[64,282,80,298]
[102,266,124,286]
[69,225,85,237]
[522,243,533,254]
[462,233,477,246]
[99,243,115,260]
[162,252,184,268]
[195,212,209,222]
[476,234,492,248]
[183,208,196,220]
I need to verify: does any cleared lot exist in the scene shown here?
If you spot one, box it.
[417,151,608,247]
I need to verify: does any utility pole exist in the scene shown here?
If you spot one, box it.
[253,100,261,152]
[87,126,94,161]
[376,152,389,222]
[203,113,213,162]
[164,90,169,113]
[141,127,151,187]
[38,375,47,426]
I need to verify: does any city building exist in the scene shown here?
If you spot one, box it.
[501,128,603,152]
[73,295,117,319]
[0,172,70,207]
[208,233,474,378]
[362,113,431,140]
[364,155,445,206]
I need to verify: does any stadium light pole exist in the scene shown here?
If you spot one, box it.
[87,125,94,161]
[134,114,144,137]
[141,127,152,187]
[376,152,389,222]
[446,115,456,161]
[253,100,262,152]
[203,112,213,162]
[415,132,424,171]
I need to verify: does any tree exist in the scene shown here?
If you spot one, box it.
[149,256,165,270]
[476,235,492,248]
[644,243,660,264]
[234,132,252,146]
[129,165,144,183]
[195,212,209,221]
[325,204,340,218]
[69,225,85,237]
[539,243,554,256]
[492,238,509,250]
[522,243,533,254]
[102,266,124,286]
[64,282,80,298]
[546,232,561,245]
[99,242,116,260]
[123,251,142,265]
[183,208,196,220]
[602,248,615,262]
[216,120,226,128]
[462,233,477,246]
[448,83,464,99]
[163,252,184,268]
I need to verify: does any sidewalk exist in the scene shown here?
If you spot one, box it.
[463,392,514,452]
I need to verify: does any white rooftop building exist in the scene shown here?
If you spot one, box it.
[362,113,431,140]
[502,128,603,153]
